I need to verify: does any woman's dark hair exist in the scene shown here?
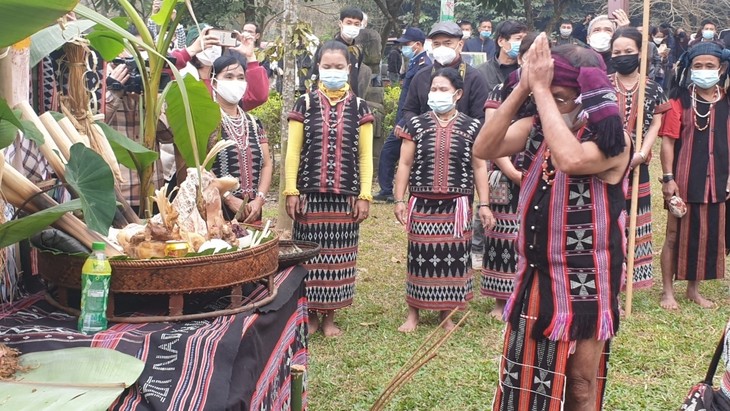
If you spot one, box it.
[213,51,247,78]
[317,40,349,62]
[339,7,363,21]
[611,27,643,51]
[495,20,528,41]
[551,44,603,68]
[431,67,464,91]
[519,32,540,57]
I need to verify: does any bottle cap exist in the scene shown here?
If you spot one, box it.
[91,242,106,252]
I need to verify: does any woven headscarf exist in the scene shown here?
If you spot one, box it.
[675,41,730,88]
[504,53,624,157]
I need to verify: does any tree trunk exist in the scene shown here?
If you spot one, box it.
[277,0,298,231]
[411,0,422,26]
[523,0,535,30]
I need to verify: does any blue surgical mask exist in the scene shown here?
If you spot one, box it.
[691,69,721,89]
[702,30,715,40]
[480,30,492,39]
[506,41,521,59]
[401,45,415,60]
[319,68,349,90]
[427,91,457,114]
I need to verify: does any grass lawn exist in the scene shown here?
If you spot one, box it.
[270,142,730,410]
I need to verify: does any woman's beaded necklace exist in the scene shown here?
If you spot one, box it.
[221,106,249,148]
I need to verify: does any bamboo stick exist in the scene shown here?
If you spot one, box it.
[625,0,653,318]
[2,164,122,256]
[39,112,73,161]
[58,117,90,147]
[290,364,305,411]
[15,101,66,179]
[88,123,124,183]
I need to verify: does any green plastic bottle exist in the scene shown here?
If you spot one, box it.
[78,242,112,334]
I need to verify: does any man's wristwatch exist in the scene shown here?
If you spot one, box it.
[662,174,674,183]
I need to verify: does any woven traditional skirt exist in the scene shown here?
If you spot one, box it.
[676,202,726,281]
[481,179,520,299]
[293,192,360,311]
[493,276,610,411]
[406,196,474,311]
[624,163,653,289]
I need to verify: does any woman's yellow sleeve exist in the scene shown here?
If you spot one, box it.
[358,122,374,201]
[283,120,304,196]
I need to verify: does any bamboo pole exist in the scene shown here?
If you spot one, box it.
[58,117,90,147]
[39,113,74,161]
[15,101,67,179]
[290,364,305,411]
[2,164,122,256]
[625,5,652,317]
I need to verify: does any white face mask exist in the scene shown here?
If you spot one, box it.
[653,37,664,45]
[588,31,612,52]
[561,104,584,130]
[462,30,472,39]
[196,45,222,67]
[341,24,361,40]
[560,28,572,38]
[213,79,247,104]
[432,46,457,65]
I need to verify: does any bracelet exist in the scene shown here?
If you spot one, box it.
[637,151,646,160]
[256,191,266,202]
[394,199,407,204]
[477,203,491,208]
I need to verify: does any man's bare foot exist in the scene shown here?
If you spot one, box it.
[660,292,679,310]
[439,310,455,331]
[687,292,715,309]
[398,306,419,333]
[308,312,320,334]
[488,299,506,320]
[321,311,342,337]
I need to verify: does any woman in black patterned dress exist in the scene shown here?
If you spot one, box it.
[394,68,494,332]
[210,53,272,224]
[609,27,670,290]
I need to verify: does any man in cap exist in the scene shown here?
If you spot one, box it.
[399,21,489,124]
[374,27,431,202]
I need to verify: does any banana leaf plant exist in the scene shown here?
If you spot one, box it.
[74,0,221,216]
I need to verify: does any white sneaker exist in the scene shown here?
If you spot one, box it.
[471,253,483,269]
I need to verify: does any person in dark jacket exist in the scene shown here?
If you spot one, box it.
[464,18,496,56]
[399,22,489,125]
[375,27,431,202]
[387,47,403,84]
[477,20,527,92]
[308,7,365,96]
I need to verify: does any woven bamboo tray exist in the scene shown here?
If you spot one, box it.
[37,235,280,322]
[278,240,321,269]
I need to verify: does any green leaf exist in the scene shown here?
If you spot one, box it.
[0,347,144,411]
[0,0,80,48]
[151,0,183,26]
[86,30,125,61]
[65,143,116,235]
[167,74,221,168]
[0,199,82,249]
[0,100,44,150]
[29,19,96,67]
[95,121,159,172]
